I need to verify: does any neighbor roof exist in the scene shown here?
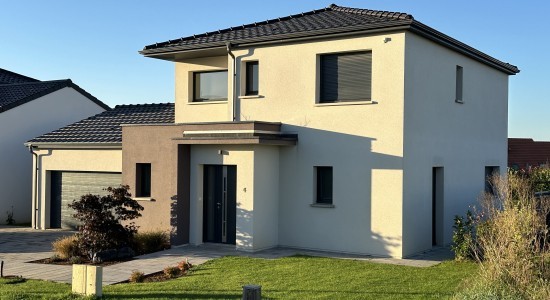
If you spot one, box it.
[0,68,38,84]
[27,103,175,145]
[508,138,550,169]
[141,4,519,74]
[0,79,110,113]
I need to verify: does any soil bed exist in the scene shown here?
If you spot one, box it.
[28,257,133,267]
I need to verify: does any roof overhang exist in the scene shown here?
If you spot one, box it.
[141,21,519,75]
[25,142,122,150]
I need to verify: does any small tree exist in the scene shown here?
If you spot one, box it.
[69,185,144,258]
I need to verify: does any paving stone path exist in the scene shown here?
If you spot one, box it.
[0,226,452,285]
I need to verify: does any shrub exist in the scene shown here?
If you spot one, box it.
[69,256,83,264]
[52,235,80,260]
[129,270,145,283]
[459,171,550,299]
[163,266,180,279]
[177,258,193,273]
[132,231,170,255]
[451,210,475,261]
[68,185,144,259]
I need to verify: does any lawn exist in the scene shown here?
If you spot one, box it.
[0,256,476,300]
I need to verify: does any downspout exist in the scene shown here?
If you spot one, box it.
[28,145,39,229]
[226,42,237,121]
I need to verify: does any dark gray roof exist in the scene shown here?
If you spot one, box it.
[27,103,175,144]
[0,79,110,113]
[0,68,38,84]
[141,4,519,74]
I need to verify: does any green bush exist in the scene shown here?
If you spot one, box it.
[132,230,170,255]
[52,235,80,260]
[451,210,475,261]
[69,256,83,264]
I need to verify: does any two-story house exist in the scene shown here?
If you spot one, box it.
[29,4,518,258]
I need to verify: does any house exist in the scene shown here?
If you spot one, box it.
[0,68,109,224]
[26,103,174,229]
[509,138,550,170]
[28,4,518,258]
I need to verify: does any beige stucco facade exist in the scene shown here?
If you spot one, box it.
[31,27,514,258]
[31,148,122,229]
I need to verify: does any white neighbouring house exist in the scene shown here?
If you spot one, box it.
[0,68,109,224]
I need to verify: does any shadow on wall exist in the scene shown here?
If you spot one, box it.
[236,205,252,250]
[278,125,405,257]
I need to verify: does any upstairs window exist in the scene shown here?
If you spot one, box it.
[455,65,463,103]
[320,51,372,103]
[193,71,228,102]
[245,61,259,96]
[136,163,151,197]
[316,166,333,204]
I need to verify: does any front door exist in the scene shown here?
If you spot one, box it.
[203,165,236,244]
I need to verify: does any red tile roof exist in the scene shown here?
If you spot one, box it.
[508,138,550,169]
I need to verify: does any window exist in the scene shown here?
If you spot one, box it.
[316,167,333,204]
[455,65,463,103]
[136,163,151,197]
[245,61,259,96]
[193,71,228,102]
[485,166,499,194]
[320,51,372,103]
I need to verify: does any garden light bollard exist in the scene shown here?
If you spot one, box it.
[242,284,261,300]
[72,264,103,297]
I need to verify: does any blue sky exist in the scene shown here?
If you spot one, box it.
[1,1,548,140]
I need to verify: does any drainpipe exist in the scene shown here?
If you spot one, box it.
[226,42,237,122]
[28,145,39,229]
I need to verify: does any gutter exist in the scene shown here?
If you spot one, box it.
[226,42,237,122]
[28,145,39,229]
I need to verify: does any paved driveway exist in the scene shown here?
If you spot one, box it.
[0,226,453,285]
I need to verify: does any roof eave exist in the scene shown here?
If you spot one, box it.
[141,19,519,75]
[139,21,413,59]
[409,21,519,75]
[25,142,122,149]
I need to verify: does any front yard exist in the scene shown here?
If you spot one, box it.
[0,255,476,299]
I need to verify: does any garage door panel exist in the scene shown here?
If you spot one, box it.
[50,171,121,229]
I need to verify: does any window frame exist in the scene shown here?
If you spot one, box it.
[315,166,333,205]
[245,61,259,96]
[319,51,372,103]
[192,70,229,102]
[136,163,152,198]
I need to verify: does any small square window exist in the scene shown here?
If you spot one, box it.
[245,61,259,96]
[136,163,151,197]
[193,71,228,102]
[316,167,333,204]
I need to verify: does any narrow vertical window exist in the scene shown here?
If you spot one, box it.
[136,163,151,197]
[316,167,333,204]
[485,166,500,194]
[455,65,463,103]
[245,61,259,96]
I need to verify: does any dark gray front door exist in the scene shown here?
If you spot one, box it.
[203,165,236,244]
[50,171,122,229]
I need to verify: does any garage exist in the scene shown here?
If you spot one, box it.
[50,171,122,229]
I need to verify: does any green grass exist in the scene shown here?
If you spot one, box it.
[0,256,476,299]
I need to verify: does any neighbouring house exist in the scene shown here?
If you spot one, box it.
[0,68,109,224]
[25,103,174,229]
[509,138,550,170]
[28,4,518,258]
